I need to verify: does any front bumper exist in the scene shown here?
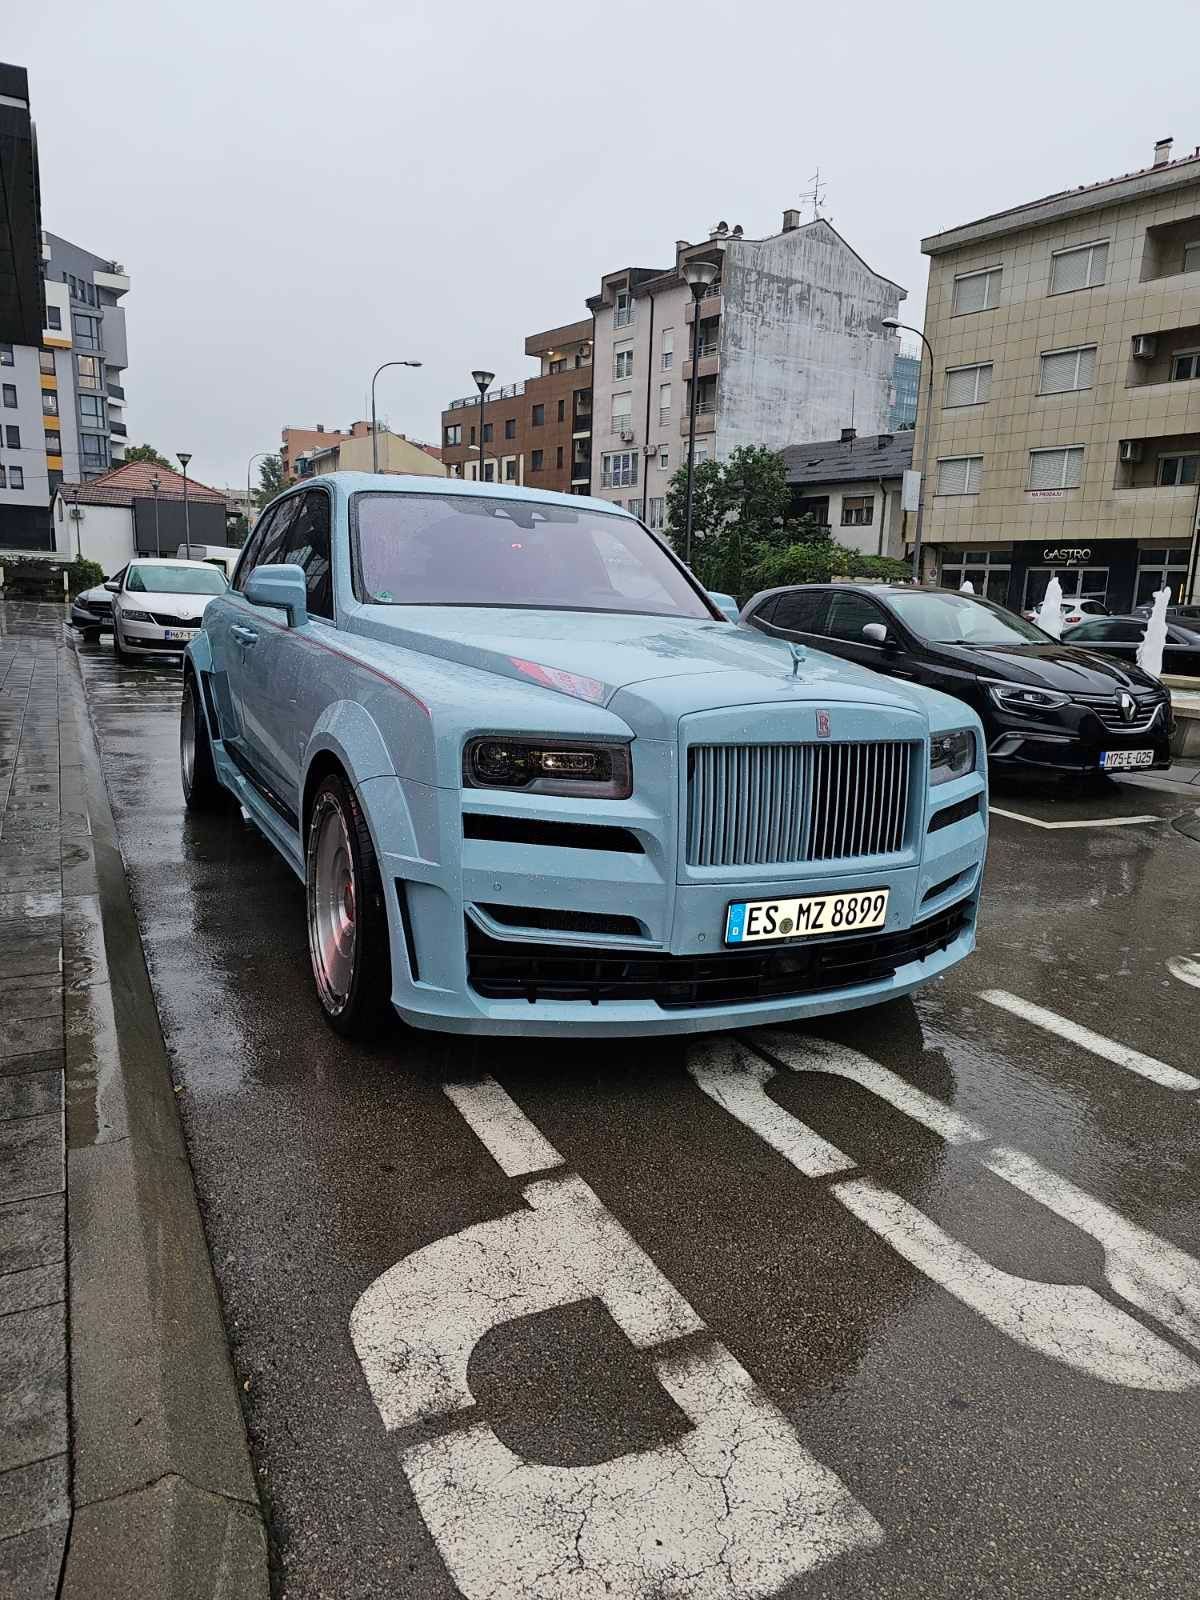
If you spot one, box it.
[117,616,201,655]
[71,602,111,632]
[986,699,1173,773]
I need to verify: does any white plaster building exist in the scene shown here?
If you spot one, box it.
[585,211,905,523]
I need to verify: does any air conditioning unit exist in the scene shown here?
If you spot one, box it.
[619,429,634,443]
[1131,334,1157,359]
[1119,439,1143,462]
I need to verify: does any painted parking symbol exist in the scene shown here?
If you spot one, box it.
[351,1078,882,1600]
[1168,952,1200,990]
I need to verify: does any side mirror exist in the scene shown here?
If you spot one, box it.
[862,622,892,647]
[104,580,120,593]
[244,563,308,627]
[708,591,740,623]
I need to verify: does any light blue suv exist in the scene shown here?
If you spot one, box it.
[181,475,987,1038]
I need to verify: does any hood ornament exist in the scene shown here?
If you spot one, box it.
[789,642,806,677]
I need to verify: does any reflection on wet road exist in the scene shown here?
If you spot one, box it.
[77,636,1200,1600]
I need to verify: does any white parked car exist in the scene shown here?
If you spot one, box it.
[1021,597,1110,629]
[110,558,230,664]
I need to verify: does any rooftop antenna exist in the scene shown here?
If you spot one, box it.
[798,168,827,222]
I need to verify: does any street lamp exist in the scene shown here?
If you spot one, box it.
[471,370,495,484]
[682,259,719,566]
[246,450,271,539]
[150,473,161,556]
[177,451,192,559]
[882,317,935,583]
[370,360,423,473]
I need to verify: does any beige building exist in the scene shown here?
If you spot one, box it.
[919,137,1200,612]
[295,420,446,478]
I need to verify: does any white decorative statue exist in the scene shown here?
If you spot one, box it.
[959,579,974,594]
[1035,574,1064,638]
[1136,586,1171,679]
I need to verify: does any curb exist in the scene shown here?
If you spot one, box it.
[59,643,270,1599]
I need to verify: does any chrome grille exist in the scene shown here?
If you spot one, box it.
[687,741,914,868]
[1072,692,1166,735]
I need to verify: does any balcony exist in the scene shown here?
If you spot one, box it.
[106,383,125,400]
[110,420,127,438]
[679,410,716,437]
[1125,324,1200,390]
[1113,432,1200,491]
[1139,217,1200,284]
[685,288,723,323]
[682,349,720,382]
[447,379,526,409]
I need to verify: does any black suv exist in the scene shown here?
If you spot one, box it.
[742,583,1173,776]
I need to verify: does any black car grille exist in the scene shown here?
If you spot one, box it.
[86,597,112,616]
[149,611,202,627]
[1072,690,1168,735]
[466,900,971,1009]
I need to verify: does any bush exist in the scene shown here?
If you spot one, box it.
[66,557,105,598]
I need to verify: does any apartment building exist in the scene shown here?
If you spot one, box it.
[586,211,903,525]
[919,137,1200,611]
[295,420,445,477]
[440,321,593,493]
[889,353,920,432]
[782,430,913,558]
[280,423,350,481]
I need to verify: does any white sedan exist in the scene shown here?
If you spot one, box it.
[110,558,230,664]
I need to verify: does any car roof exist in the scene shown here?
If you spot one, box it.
[127,557,220,568]
[283,472,631,518]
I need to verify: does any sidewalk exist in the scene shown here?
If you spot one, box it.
[0,602,268,1600]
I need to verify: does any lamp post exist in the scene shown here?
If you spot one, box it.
[471,370,495,484]
[246,450,270,540]
[370,360,423,473]
[682,259,718,567]
[177,451,192,559]
[150,473,161,556]
[882,317,935,583]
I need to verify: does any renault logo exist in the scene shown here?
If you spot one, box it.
[1118,691,1135,723]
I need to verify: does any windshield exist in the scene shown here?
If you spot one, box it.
[126,563,228,596]
[888,589,1048,645]
[353,492,712,619]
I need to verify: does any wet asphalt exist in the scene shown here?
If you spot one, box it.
[73,635,1200,1600]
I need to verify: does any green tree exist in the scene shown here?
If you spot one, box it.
[254,453,288,510]
[745,538,909,592]
[665,445,795,597]
[226,514,249,546]
[124,443,172,469]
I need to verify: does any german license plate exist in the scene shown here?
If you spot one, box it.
[725,888,889,945]
[164,628,199,642]
[1099,749,1154,770]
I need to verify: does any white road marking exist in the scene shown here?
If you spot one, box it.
[1167,953,1200,990]
[978,990,1200,1092]
[990,806,1160,829]
[443,1075,565,1175]
[352,1112,883,1597]
[688,1037,855,1177]
[834,1177,1199,1392]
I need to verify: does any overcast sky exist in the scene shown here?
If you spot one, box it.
[9,0,1200,492]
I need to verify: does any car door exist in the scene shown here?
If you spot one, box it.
[1163,625,1200,677]
[239,486,336,817]
[207,501,292,775]
[1069,619,1144,665]
[816,590,917,680]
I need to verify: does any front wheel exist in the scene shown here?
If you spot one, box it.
[113,625,133,664]
[306,774,395,1039]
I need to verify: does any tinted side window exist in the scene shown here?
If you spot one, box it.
[825,592,888,642]
[772,590,828,632]
[233,508,277,592]
[281,490,334,620]
[749,595,779,625]
[1094,621,1144,642]
[1066,621,1106,641]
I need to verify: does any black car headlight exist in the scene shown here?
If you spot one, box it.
[929,729,975,786]
[464,737,632,799]
[987,684,1070,713]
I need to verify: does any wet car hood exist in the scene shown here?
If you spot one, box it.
[351,606,937,713]
[933,639,1162,692]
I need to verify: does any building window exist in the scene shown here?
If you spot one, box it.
[600,451,638,488]
[556,446,564,469]
[841,495,874,526]
[647,496,665,530]
[482,422,493,443]
[659,447,669,470]
[501,417,514,440]
[1039,345,1097,394]
[81,434,109,467]
[936,455,984,494]
[77,355,102,390]
[1049,241,1108,295]
[80,394,106,425]
[549,358,565,374]
[1,384,16,408]
[611,393,633,434]
[469,426,476,446]
[531,449,544,471]
[72,313,101,350]
[557,398,565,423]
[445,423,462,446]
[0,343,12,366]
[39,351,55,374]
[46,306,62,331]
[0,466,5,487]
[531,404,544,427]
[42,390,58,416]
[693,439,710,465]
[661,329,674,370]
[658,382,672,426]
[1029,446,1084,490]
[614,345,633,380]
[44,429,61,454]
[483,461,495,482]
[504,458,517,482]
[614,289,633,328]
[939,547,1012,607]
[1171,351,1200,382]
[1157,453,1200,487]
[9,466,23,489]
[944,363,993,407]
[5,425,19,449]
[952,267,1001,314]
[627,498,640,516]
[1184,242,1200,274]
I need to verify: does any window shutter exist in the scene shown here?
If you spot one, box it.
[1051,247,1090,294]
[1088,243,1108,285]
[952,269,999,314]
[1029,450,1061,489]
[945,368,977,406]
[1040,348,1095,393]
[938,457,970,494]
[1063,447,1083,487]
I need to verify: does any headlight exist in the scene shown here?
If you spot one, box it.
[464,737,632,799]
[120,609,154,623]
[987,683,1069,713]
[929,728,975,786]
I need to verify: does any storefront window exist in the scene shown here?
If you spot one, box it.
[939,547,1012,607]
[1022,566,1110,611]
[1135,545,1191,606]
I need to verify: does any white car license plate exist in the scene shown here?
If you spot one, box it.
[725,888,889,945]
[1099,749,1154,771]
[164,628,199,642]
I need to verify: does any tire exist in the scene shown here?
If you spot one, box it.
[113,625,133,664]
[305,773,395,1039]
[180,672,231,812]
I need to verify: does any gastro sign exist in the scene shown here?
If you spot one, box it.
[1041,546,1093,564]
